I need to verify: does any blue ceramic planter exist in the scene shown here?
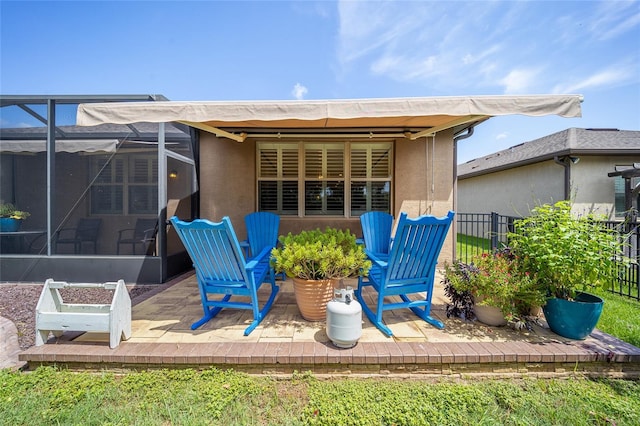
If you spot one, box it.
[0,217,21,232]
[543,292,604,340]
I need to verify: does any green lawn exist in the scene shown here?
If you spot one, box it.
[595,288,640,348]
[1,367,639,425]
[456,233,492,262]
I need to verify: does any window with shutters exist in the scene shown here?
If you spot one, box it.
[90,155,158,215]
[257,141,392,217]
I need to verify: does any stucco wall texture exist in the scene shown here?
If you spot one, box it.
[198,129,456,264]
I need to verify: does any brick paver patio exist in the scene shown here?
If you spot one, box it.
[19,271,640,378]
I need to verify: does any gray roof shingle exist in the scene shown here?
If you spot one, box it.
[458,128,640,178]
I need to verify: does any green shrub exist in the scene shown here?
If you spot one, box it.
[508,201,628,300]
[271,227,371,280]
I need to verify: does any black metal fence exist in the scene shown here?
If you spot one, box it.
[456,212,640,301]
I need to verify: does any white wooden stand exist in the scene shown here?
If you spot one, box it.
[35,279,131,349]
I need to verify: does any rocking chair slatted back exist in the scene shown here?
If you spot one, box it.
[244,212,280,259]
[360,211,394,260]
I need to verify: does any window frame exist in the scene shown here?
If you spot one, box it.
[256,140,393,218]
[614,168,640,218]
[90,153,158,216]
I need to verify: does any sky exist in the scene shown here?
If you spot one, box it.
[1,0,639,163]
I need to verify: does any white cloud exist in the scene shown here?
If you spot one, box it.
[496,132,509,140]
[553,65,635,93]
[500,68,542,94]
[590,1,640,41]
[337,1,427,64]
[335,1,639,96]
[462,45,502,66]
[335,1,536,91]
[292,83,308,100]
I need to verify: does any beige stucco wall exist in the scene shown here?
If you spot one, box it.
[570,155,638,218]
[198,133,256,241]
[458,160,564,216]
[458,155,638,220]
[395,129,455,261]
[198,128,456,264]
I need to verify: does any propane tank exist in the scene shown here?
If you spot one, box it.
[326,286,362,348]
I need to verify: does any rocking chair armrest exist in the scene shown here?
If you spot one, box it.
[245,245,272,271]
[239,239,250,256]
[365,249,388,269]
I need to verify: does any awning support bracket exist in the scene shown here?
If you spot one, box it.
[178,120,247,142]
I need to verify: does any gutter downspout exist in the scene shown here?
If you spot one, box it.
[554,156,571,200]
[452,125,476,260]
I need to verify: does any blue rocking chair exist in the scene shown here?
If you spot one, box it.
[243,212,280,259]
[170,216,280,335]
[355,211,455,337]
[360,211,394,261]
[244,211,284,280]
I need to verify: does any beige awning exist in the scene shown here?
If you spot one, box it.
[0,139,118,153]
[76,95,583,141]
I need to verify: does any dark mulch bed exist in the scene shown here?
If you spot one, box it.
[0,283,159,350]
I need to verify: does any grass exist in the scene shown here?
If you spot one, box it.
[1,367,639,425]
[456,233,492,262]
[595,287,640,348]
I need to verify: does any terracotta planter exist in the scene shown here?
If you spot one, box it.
[473,295,507,326]
[292,277,337,321]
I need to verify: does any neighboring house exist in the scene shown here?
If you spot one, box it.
[1,94,582,283]
[457,128,640,219]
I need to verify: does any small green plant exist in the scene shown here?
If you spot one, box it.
[442,261,475,321]
[443,249,545,323]
[1,367,640,425]
[271,227,371,280]
[508,200,628,300]
[0,203,30,220]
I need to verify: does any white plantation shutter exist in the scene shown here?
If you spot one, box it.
[90,155,157,215]
[371,145,391,178]
[91,157,124,214]
[350,143,391,215]
[305,144,344,215]
[257,141,391,217]
[258,144,299,214]
[259,148,277,177]
[128,157,157,214]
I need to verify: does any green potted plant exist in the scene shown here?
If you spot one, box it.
[0,203,31,232]
[271,227,371,321]
[508,200,628,339]
[443,249,545,327]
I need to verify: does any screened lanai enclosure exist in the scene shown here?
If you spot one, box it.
[0,95,198,283]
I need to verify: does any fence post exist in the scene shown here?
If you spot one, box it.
[490,212,499,251]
